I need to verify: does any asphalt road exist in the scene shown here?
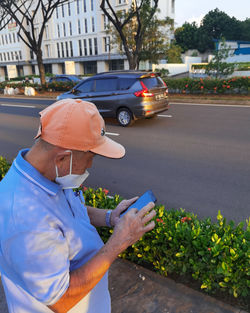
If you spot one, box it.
[0,97,249,224]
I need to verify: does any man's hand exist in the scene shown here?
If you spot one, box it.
[110,197,139,227]
[108,202,156,253]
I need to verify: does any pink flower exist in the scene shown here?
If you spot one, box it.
[83,187,88,191]
[103,188,109,195]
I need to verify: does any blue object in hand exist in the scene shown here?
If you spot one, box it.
[120,190,157,217]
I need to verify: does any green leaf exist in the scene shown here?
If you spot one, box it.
[217,210,223,221]
[219,282,227,288]
[230,248,236,256]
[201,283,208,289]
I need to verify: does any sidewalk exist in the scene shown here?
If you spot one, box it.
[1,259,247,313]
[1,93,250,106]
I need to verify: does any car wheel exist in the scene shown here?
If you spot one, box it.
[117,108,134,127]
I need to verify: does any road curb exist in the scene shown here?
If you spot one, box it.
[109,259,247,313]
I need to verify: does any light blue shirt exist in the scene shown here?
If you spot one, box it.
[0,149,111,313]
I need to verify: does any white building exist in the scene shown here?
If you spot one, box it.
[0,0,175,80]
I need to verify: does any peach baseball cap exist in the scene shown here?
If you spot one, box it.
[35,99,125,158]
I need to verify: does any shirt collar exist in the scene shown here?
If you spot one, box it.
[13,149,61,196]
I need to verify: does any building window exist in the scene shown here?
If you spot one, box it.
[83,39,87,55]
[89,38,92,55]
[56,7,59,18]
[30,49,34,60]
[83,0,87,12]
[76,0,80,14]
[63,23,66,36]
[45,25,49,39]
[104,36,110,53]
[13,33,16,43]
[17,34,20,42]
[9,33,12,44]
[69,22,72,36]
[5,35,8,44]
[62,4,64,17]
[78,40,82,56]
[45,44,50,58]
[7,52,10,61]
[3,53,6,61]
[0,54,2,62]
[92,17,95,32]
[19,51,22,60]
[117,0,126,4]
[57,43,60,57]
[171,0,175,13]
[84,18,88,33]
[68,2,71,16]
[2,35,4,45]
[11,51,14,60]
[70,41,73,57]
[65,42,69,57]
[61,42,65,57]
[91,0,94,10]
[78,20,81,34]
[15,51,18,60]
[94,38,98,55]
[57,24,60,37]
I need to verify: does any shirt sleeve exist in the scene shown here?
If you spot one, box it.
[2,226,70,305]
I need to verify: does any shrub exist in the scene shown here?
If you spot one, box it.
[0,156,11,181]
[164,77,250,95]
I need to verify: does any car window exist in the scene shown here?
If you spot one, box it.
[55,77,69,82]
[77,80,93,93]
[94,78,118,92]
[141,77,164,89]
[118,78,136,90]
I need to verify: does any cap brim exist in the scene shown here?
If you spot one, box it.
[90,136,125,159]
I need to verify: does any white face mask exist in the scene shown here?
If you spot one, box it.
[55,150,89,189]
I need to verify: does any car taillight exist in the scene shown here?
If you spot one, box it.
[134,81,154,97]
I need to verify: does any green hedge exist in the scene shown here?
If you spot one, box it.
[0,81,76,92]
[164,77,250,94]
[1,159,249,304]
[82,187,249,301]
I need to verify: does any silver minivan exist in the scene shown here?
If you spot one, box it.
[57,71,169,126]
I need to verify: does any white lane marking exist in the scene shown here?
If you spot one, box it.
[106,132,120,136]
[157,114,172,118]
[171,102,250,108]
[0,103,36,108]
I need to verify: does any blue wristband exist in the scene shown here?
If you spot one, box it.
[105,210,112,227]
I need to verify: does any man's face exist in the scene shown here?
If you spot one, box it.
[58,151,95,177]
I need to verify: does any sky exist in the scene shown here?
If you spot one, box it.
[175,0,250,27]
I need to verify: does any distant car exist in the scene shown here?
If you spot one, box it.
[49,75,82,84]
[57,71,169,126]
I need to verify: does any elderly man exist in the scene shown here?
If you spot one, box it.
[0,99,155,313]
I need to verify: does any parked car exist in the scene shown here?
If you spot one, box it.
[57,71,169,126]
[49,75,82,84]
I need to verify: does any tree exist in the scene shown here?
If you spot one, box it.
[175,9,247,53]
[175,22,199,52]
[201,9,242,42]
[205,39,236,78]
[0,0,70,84]
[166,44,182,63]
[101,0,171,69]
[240,18,250,41]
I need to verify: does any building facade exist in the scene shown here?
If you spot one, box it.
[0,0,175,80]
